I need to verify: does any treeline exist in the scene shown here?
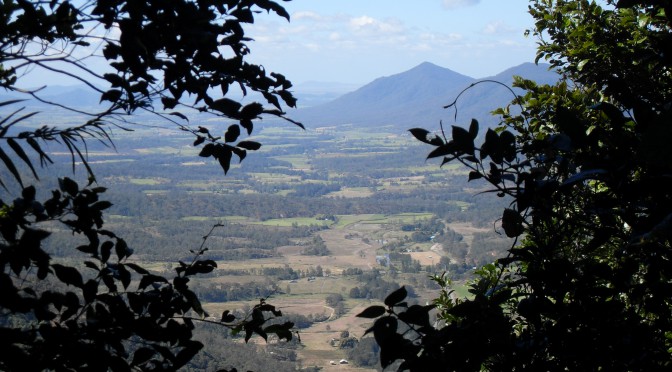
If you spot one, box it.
[188,322,307,371]
[301,236,331,256]
[348,270,414,302]
[191,278,280,303]
[43,220,324,261]
[434,226,469,262]
[100,184,505,225]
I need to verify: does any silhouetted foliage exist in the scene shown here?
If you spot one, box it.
[1,0,299,370]
[363,1,672,370]
[1,0,301,181]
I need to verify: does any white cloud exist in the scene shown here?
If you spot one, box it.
[348,16,404,35]
[293,11,323,22]
[442,0,481,9]
[482,21,516,34]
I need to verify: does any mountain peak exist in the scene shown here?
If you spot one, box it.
[394,61,471,80]
[292,62,559,130]
[412,61,443,70]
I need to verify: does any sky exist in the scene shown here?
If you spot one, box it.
[247,0,539,85]
[11,0,538,89]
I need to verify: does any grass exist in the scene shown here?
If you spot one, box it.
[272,155,311,169]
[248,172,302,183]
[334,213,435,227]
[142,190,169,195]
[181,215,251,222]
[449,200,472,211]
[252,217,334,227]
[332,214,386,228]
[135,146,183,155]
[385,212,435,223]
[85,159,136,164]
[128,178,167,186]
[106,215,134,221]
[177,180,244,189]
[450,283,473,299]
[324,187,374,198]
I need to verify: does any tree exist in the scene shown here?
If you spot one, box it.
[359,1,672,370]
[1,0,298,370]
[1,0,302,183]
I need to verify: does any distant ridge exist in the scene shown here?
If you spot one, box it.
[291,62,559,130]
[0,62,559,131]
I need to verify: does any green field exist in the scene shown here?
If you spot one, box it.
[252,217,334,227]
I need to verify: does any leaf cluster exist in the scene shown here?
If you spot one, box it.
[370,1,672,370]
[0,179,294,371]
[1,0,302,178]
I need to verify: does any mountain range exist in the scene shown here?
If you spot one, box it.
[290,62,559,131]
[1,62,559,131]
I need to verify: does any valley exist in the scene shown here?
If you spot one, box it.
[0,61,552,370]
[14,119,513,370]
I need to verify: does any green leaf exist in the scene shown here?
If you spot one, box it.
[169,111,188,121]
[398,305,431,327]
[356,305,386,318]
[131,347,156,367]
[0,146,23,187]
[199,143,216,157]
[577,59,590,71]
[161,97,178,110]
[84,261,100,272]
[59,177,79,196]
[117,264,131,289]
[193,136,205,146]
[103,73,124,87]
[100,89,122,103]
[101,241,113,263]
[500,130,517,162]
[502,208,525,238]
[232,147,247,162]
[7,138,38,180]
[452,126,475,155]
[138,274,168,290]
[409,128,430,141]
[83,279,98,303]
[90,201,113,211]
[236,141,261,150]
[174,341,203,370]
[384,286,407,307]
[26,137,53,166]
[115,239,131,261]
[264,322,295,341]
[427,144,453,159]
[481,128,500,161]
[240,118,254,135]
[218,148,233,174]
[240,102,264,119]
[224,124,241,143]
[468,119,479,140]
[221,310,236,323]
[125,263,149,275]
[468,171,483,181]
[372,316,398,347]
[210,98,241,116]
[22,185,36,201]
[561,169,608,187]
[52,264,84,288]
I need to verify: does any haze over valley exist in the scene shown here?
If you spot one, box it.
[2,61,557,370]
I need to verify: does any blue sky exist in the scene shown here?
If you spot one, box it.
[247,0,538,84]
[12,0,537,89]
